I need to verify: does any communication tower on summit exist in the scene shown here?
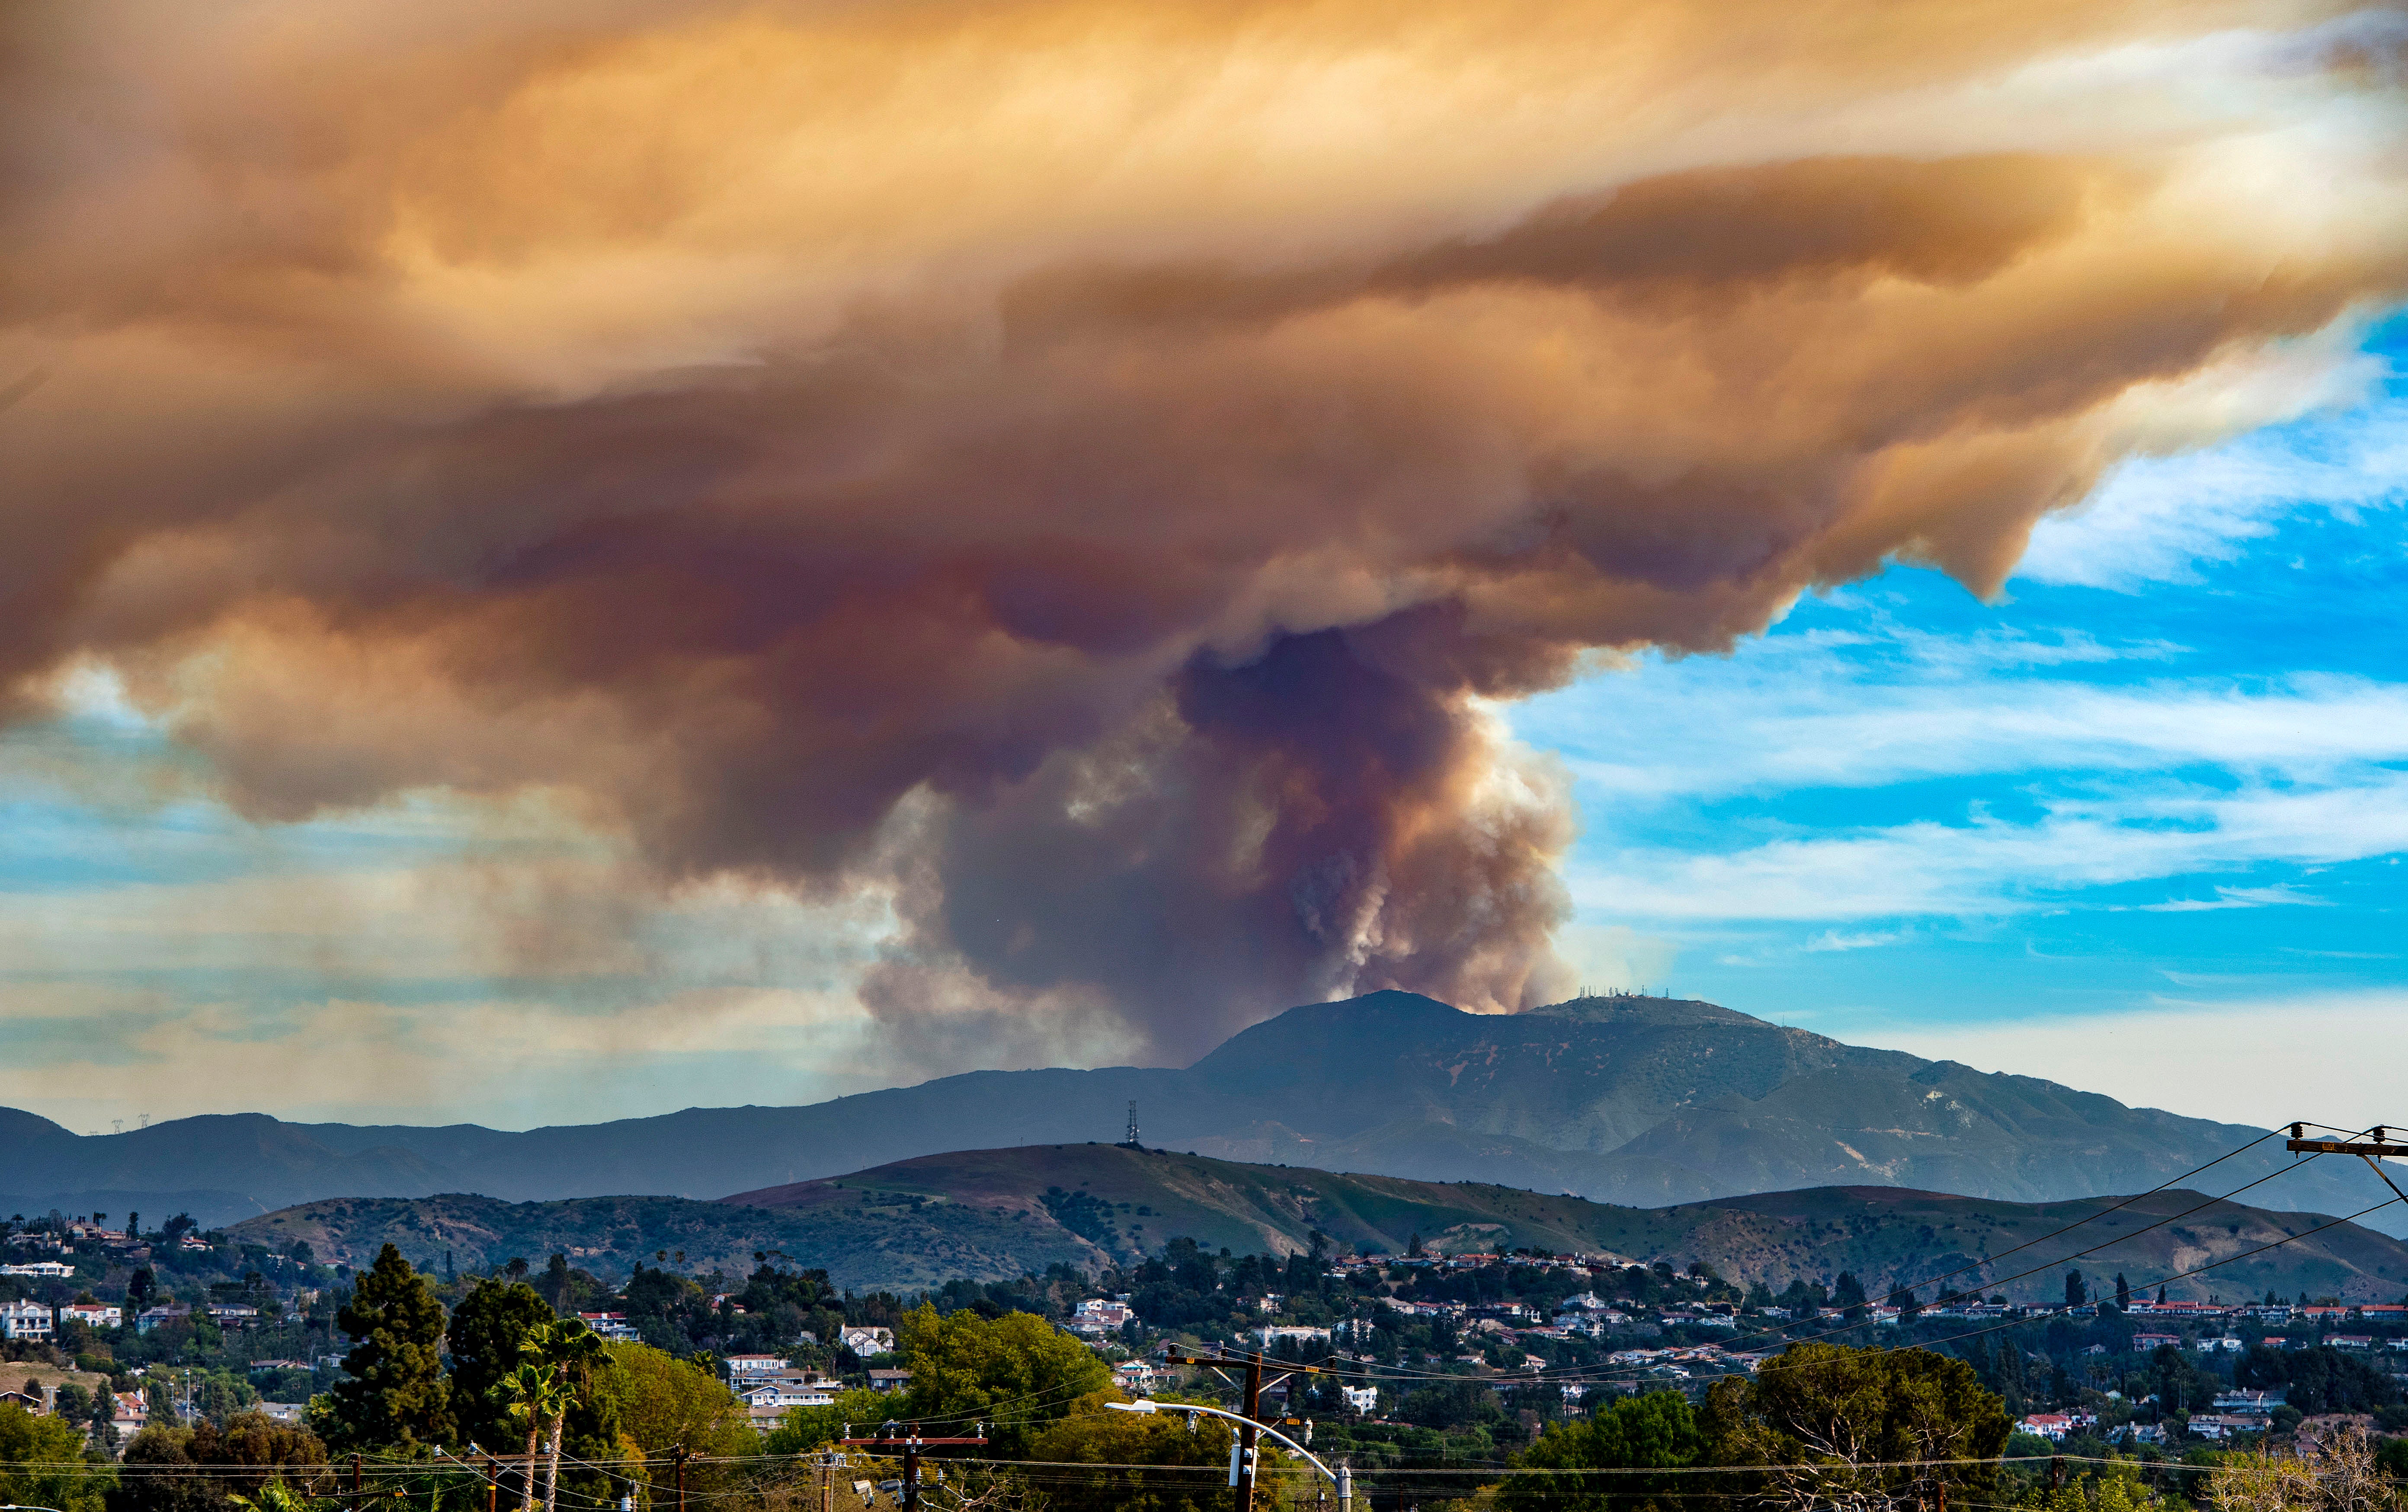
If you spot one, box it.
[1123,1099,1141,1148]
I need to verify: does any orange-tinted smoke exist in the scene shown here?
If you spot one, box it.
[2,0,2403,1062]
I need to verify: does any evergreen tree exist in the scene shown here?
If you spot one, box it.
[323,1243,453,1450]
[2115,1273,2131,1310]
[2063,1270,2087,1307]
[448,1280,557,1453]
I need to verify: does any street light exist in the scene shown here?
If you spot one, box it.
[3,1503,70,1512]
[1106,1400,1349,1510]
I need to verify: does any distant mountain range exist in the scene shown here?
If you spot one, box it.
[228,1142,2408,1301]
[11,992,2403,1234]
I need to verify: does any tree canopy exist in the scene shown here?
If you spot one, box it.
[895,1303,1111,1458]
[448,1279,558,1453]
[322,1243,453,1450]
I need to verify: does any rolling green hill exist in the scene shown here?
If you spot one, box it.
[231,1142,2408,1301]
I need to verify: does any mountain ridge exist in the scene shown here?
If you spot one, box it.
[17,991,2404,1235]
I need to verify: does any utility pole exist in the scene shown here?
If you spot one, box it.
[2286,1125,2408,1203]
[672,1444,687,1512]
[1157,1349,1323,1512]
[841,1422,986,1512]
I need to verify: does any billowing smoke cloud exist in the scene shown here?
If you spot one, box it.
[3,0,2402,1064]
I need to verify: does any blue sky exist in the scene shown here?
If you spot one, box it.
[1515,314,2408,1131]
[3,322,2404,1136]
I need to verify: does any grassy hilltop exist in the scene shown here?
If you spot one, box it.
[233,1142,2408,1300]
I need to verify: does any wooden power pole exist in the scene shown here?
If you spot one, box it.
[1158,1348,1322,1512]
[2285,1126,2408,1204]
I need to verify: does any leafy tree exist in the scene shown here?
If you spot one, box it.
[1023,1393,1239,1512]
[2,1401,103,1512]
[1832,1273,1868,1311]
[110,1411,327,1512]
[1722,1343,2010,1512]
[1503,1390,1708,1512]
[593,1343,753,1499]
[1398,1377,1506,1431]
[448,1280,557,1453]
[762,1389,890,1456]
[895,1303,1110,1458]
[322,1243,453,1450]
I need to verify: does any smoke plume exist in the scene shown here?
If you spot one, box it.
[3,0,2402,1063]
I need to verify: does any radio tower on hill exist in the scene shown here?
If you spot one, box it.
[1123,1100,1141,1148]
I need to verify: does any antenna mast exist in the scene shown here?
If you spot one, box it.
[1124,1100,1140,1148]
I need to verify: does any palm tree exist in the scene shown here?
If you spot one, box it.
[501,1319,608,1512]
[500,1362,567,1512]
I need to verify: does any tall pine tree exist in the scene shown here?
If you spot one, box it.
[324,1243,454,1449]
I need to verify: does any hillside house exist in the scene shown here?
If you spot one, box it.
[60,1302,122,1328]
[2133,1333,2181,1350]
[0,1387,42,1412]
[1,1301,54,1340]
[208,1304,260,1327]
[2190,1414,2258,1441]
[576,1311,640,1341]
[1342,1385,1380,1414]
[137,1304,192,1333]
[723,1354,786,1381]
[739,1381,835,1410]
[0,1261,74,1278]
[2021,1415,2074,1440]
[868,1369,913,1393]
[1112,1361,1156,1393]
[1251,1325,1331,1348]
[1068,1298,1134,1336]
[840,1326,895,1355]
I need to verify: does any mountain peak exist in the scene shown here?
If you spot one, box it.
[1524,993,1767,1028]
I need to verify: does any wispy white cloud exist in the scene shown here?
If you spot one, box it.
[2135,884,2333,912]
[1570,774,2408,923]
[1804,929,1907,952]
[2019,373,2406,591]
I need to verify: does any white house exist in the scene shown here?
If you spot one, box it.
[1342,1385,1380,1414]
[740,1381,836,1410]
[1113,1361,1156,1393]
[60,1302,122,1328]
[1067,1299,1134,1336]
[0,1301,54,1340]
[840,1326,896,1355]
[722,1353,787,1381]
[0,1261,74,1278]
[1250,1325,1331,1348]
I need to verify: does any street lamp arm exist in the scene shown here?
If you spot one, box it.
[3,1503,70,1511]
[1105,1401,1338,1486]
